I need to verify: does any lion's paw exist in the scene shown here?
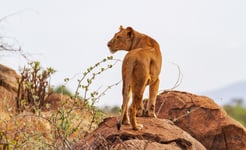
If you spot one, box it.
[132,123,143,130]
[122,119,130,125]
[136,109,144,117]
[146,111,157,118]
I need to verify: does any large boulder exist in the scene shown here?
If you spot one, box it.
[0,64,19,92]
[156,90,246,150]
[0,64,19,113]
[73,117,206,150]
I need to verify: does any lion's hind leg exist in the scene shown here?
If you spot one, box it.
[117,81,131,130]
[129,84,146,130]
[122,104,130,125]
[129,101,143,130]
[146,78,160,118]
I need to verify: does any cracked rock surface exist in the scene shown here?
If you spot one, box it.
[156,90,246,150]
[73,117,206,150]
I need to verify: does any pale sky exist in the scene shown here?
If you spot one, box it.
[1,0,246,106]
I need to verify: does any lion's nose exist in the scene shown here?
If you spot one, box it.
[107,42,111,47]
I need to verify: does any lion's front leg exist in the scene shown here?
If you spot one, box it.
[146,79,160,118]
[136,101,144,117]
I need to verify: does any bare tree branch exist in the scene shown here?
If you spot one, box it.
[168,62,183,90]
[0,11,32,61]
[0,9,37,23]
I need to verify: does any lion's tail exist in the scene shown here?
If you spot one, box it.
[117,56,135,130]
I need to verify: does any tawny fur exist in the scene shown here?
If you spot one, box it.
[107,26,162,130]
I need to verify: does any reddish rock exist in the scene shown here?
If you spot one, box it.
[0,64,19,112]
[43,93,72,111]
[156,90,246,150]
[73,117,206,150]
[0,64,19,92]
[0,86,16,113]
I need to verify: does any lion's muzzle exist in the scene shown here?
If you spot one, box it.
[107,41,117,53]
[107,41,111,48]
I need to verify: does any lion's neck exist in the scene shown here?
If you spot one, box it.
[130,32,160,52]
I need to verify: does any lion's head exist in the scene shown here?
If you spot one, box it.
[107,25,135,53]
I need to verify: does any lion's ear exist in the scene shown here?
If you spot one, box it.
[126,27,134,38]
[119,25,124,31]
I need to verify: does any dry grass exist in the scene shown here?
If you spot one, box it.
[0,93,101,149]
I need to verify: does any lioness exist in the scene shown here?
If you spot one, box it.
[107,26,162,130]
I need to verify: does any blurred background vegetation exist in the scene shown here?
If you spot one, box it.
[223,98,246,127]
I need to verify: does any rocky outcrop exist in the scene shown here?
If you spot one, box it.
[0,64,19,92]
[73,90,246,149]
[156,90,246,150]
[0,64,19,113]
[73,117,206,150]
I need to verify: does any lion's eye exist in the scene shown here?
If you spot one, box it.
[116,36,120,39]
